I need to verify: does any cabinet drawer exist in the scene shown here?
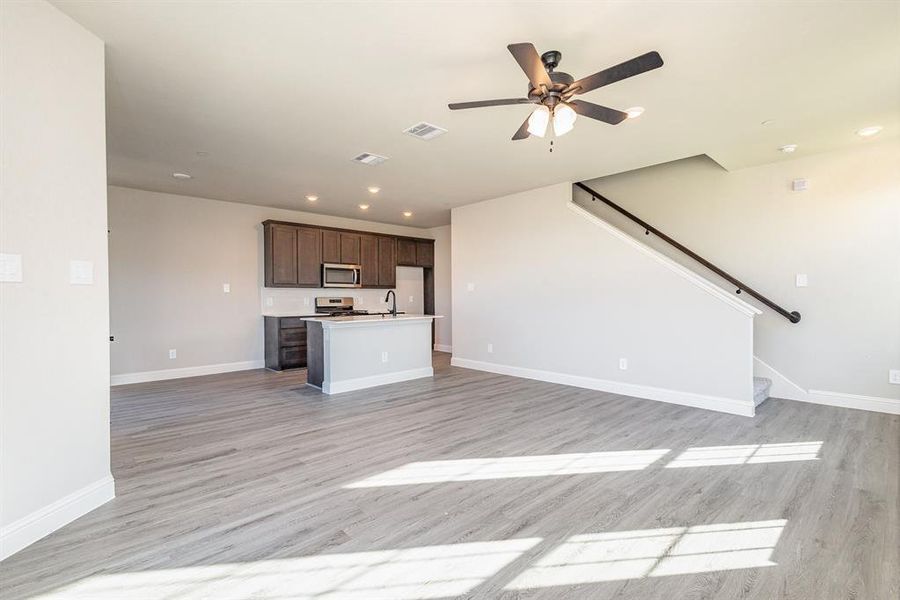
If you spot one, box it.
[279,328,306,346]
[279,317,307,329]
[280,346,306,368]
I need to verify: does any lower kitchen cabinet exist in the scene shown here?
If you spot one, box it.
[264,316,308,370]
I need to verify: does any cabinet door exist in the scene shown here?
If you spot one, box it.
[297,227,322,286]
[267,224,298,286]
[322,230,340,263]
[377,236,397,287]
[359,234,378,287]
[416,241,434,268]
[340,233,361,265]
[397,239,417,266]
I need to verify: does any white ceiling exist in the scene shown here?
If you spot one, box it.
[53,1,900,227]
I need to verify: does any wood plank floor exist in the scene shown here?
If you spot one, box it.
[2,353,897,599]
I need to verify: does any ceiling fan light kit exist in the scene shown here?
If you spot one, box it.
[448,43,663,141]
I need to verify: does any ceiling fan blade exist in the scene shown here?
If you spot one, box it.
[569,100,628,125]
[568,51,664,95]
[512,116,531,140]
[448,98,533,110]
[507,43,552,90]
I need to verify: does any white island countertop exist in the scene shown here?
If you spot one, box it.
[302,314,442,326]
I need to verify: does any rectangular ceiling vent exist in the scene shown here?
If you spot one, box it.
[403,122,448,141]
[351,152,389,166]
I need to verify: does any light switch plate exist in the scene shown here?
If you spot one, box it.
[890,370,900,385]
[0,253,23,282]
[168,349,177,359]
[795,274,808,287]
[381,351,389,363]
[223,283,230,293]
[69,260,94,285]
[467,282,475,292]
[265,297,274,307]
[619,358,628,370]
[487,343,493,353]
[792,178,809,192]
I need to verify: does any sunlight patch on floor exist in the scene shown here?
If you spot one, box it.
[505,520,786,589]
[664,442,822,468]
[343,450,671,488]
[33,538,542,600]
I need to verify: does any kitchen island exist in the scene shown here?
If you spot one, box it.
[303,314,441,394]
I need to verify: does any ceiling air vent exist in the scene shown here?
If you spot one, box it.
[351,152,389,166]
[403,122,448,140]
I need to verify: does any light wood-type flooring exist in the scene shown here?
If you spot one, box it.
[2,353,897,599]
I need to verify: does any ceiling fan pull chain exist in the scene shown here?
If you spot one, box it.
[549,140,554,153]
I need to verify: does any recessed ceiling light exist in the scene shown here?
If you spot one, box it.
[626,107,645,119]
[172,172,192,179]
[367,186,381,194]
[358,204,370,210]
[779,144,798,153]
[856,125,883,137]
[305,195,318,202]
[402,211,413,218]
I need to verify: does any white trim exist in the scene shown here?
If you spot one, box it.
[111,360,265,386]
[0,475,115,561]
[323,367,434,395]
[753,356,899,414]
[802,390,899,415]
[451,357,755,417]
[567,202,761,318]
[434,344,452,353]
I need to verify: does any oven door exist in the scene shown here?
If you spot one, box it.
[322,263,362,288]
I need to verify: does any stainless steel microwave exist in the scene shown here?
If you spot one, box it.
[322,263,362,288]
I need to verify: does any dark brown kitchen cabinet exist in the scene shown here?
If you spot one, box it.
[415,241,434,268]
[397,239,417,266]
[359,234,378,287]
[322,230,340,263]
[297,227,322,286]
[339,233,361,264]
[264,223,321,287]
[377,236,397,287]
[264,316,308,370]
[266,224,298,286]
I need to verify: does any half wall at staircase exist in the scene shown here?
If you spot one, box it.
[451,182,761,416]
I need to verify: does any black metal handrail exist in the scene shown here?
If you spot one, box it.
[574,181,801,323]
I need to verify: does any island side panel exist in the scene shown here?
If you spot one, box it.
[326,320,433,387]
[306,320,325,388]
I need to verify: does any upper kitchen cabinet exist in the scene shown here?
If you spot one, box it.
[359,234,379,287]
[322,230,361,265]
[415,241,434,268]
[263,222,321,287]
[397,239,417,266]
[377,236,397,288]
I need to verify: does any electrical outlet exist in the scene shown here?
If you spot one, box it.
[619,358,628,370]
[168,349,177,359]
[381,351,389,363]
[408,295,414,303]
[265,297,274,307]
[487,343,493,353]
[303,297,310,306]
[467,282,475,292]
[890,370,900,385]
[795,274,808,287]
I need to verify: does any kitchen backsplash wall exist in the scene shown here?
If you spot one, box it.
[261,266,424,315]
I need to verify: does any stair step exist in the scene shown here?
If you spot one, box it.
[753,376,772,406]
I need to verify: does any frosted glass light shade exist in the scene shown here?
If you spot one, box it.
[527,105,550,137]
[553,103,577,136]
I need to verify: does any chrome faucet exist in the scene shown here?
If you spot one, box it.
[384,290,397,317]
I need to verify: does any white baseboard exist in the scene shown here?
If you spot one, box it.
[1,475,115,561]
[754,356,899,415]
[433,344,452,353]
[111,360,265,386]
[802,390,900,415]
[323,367,434,395]
[451,357,754,417]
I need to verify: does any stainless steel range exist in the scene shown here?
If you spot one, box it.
[314,297,370,316]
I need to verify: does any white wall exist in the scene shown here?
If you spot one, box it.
[579,140,900,400]
[0,0,113,559]
[107,186,451,378]
[451,182,758,415]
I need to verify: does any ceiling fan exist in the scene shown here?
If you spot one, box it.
[448,44,663,140]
